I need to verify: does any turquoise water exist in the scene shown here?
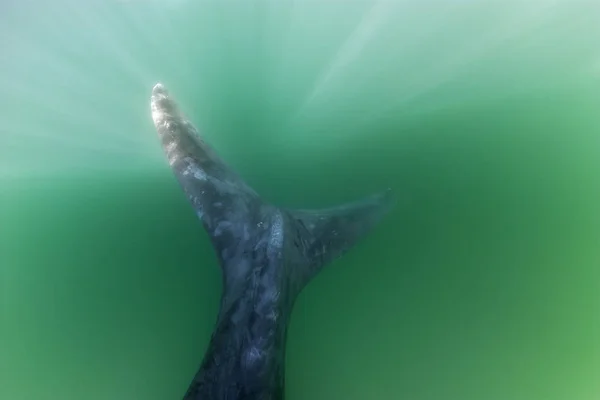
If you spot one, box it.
[2,1,600,399]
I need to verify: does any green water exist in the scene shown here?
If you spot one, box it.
[2,1,600,399]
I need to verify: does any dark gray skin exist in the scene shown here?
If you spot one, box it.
[150,83,394,400]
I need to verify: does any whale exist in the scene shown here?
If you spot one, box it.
[150,83,394,400]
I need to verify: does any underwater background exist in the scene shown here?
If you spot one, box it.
[2,1,600,399]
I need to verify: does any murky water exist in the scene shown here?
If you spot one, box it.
[2,1,600,399]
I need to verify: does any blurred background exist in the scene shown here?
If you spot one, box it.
[1,1,600,399]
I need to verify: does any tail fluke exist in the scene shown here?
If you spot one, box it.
[288,188,395,288]
[150,83,394,296]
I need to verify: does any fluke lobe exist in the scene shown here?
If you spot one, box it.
[150,83,394,400]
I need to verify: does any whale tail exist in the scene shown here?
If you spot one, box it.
[286,188,394,289]
[150,83,394,291]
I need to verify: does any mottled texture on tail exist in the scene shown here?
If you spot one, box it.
[150,83,394,400]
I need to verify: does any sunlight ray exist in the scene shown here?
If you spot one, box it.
[4,37,143,114]
[117,0,197,84]
[1,97,152,163]
[0,157,153,180]
[2,80,143,139]
[0,113,154,158]
[60,0,157,87]
[357,1,564,125]
[297,0,394,113]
